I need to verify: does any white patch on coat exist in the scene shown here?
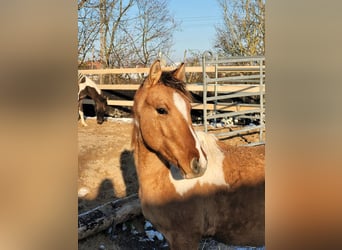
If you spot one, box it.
[169,131,228,196]
[78,75,101,96]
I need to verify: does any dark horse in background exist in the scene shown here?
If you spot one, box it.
[78,73,107,126]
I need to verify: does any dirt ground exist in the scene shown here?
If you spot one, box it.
[78,117,265,250]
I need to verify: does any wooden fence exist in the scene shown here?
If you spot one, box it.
[78,65,265,112]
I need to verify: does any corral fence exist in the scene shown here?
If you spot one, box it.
[78,55,265,145]
[201,52,265,146]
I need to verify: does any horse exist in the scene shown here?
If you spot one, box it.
[131,60,265,249]
[78,73,107,126]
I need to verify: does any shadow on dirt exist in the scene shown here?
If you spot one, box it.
[119,149,139,195]
[78,149,138,213]
[78,149,171,249]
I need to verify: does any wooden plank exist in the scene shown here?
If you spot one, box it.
[106,100,260,111]
[107,100,133,106]
[98,84,140,90]
[80,67,178,75]
[78,65,265,75]
[98,84,264,93]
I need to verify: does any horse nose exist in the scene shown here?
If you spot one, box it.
[190,158,206,177]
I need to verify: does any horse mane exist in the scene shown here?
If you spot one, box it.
[97,91,107,103]
[195,131,222,156]
[159,69,192,101]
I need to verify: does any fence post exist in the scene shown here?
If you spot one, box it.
[259,58,265,143]
[202,51,212,133]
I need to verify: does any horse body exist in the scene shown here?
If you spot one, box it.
[78,73,107,126]
[132,60,265,249]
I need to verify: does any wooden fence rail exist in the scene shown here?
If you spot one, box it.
[78,65,265,111]
[79,65,265,75]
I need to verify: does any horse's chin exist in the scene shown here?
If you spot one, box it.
[169,163,186,180]
[184,171,205,179]
[97,117,105,124]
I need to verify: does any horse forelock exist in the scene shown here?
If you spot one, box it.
[160,71,192,101]
[140,70,191,101]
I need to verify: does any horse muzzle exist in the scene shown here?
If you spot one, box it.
[96,116,105,124]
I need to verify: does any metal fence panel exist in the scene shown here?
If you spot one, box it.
[201,52,265,146]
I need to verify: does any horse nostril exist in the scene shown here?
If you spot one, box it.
[191,158,201,175]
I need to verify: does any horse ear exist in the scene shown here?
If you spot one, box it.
[80,76,86,83]
[173,63,186,82]
[147,60,162,87]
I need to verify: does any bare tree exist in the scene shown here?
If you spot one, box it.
[215,0,265,56]
[99,0,135,68]
[78,0,178,71]
[119,0,179,66]
[78,0,101,65]
[78,0,89,10]
[78,0,135,68]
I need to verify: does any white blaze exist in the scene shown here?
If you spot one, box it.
[173,92,188,122]
[173,92,207,166]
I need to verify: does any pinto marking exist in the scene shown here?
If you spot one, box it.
[78,74,101,96]
[169,131,228,196]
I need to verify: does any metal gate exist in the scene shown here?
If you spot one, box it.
[201,52,265,146]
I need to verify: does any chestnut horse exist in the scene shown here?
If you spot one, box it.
[132,60,265,249]
[78,73,107,126]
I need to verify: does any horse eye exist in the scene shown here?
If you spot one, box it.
[156,107,168,115]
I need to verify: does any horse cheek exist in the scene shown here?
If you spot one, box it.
[142,117,162,150]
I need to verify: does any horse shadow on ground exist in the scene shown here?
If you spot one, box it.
[78,149,171,249]
[78,149,139,214]
[119,149,139,195]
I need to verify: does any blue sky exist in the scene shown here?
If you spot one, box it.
[168,0,222,62]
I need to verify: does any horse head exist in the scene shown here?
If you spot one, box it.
[133,60,207,179]
[95,95,107,124]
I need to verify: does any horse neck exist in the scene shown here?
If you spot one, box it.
[87,87,105,103]
[132,127,174,199]
[133,134,169,179]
